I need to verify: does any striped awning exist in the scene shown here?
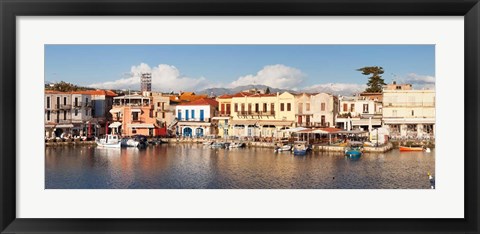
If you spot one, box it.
[129,123,154,128]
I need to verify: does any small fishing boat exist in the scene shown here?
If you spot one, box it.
[211,142,226,148]
[229,142,246,148]
[274,141,292,153]
[293,141,309,156]
[399,146,424,151]
[203,141,213,146]
[344,141,363,157]
[96,134,121,148]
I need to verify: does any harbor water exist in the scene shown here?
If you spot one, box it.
[45,144,435,189]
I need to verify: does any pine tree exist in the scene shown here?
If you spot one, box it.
[357,66,386,93]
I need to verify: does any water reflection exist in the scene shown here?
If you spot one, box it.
[45,144,435,189]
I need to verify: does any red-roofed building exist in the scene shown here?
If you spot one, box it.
[175,98,219,137]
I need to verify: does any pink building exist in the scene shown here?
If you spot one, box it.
[110,94,159,137]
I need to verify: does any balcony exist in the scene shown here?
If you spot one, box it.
[217,112,231,117]
[178,118,210,122]
[237,111,275,116]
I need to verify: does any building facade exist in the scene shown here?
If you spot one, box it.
[110,94,159,137]
[175,98,218,137]
[311,93,338,128]
[382,89,435,139]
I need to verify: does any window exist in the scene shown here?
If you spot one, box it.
[343,103,347,112]
[56,97,60,108]
[350,104,355,112]
[133,112,139,121]
[86,98,89,106]
[270,103,275,113]
[226,104,231,114]
[162,112,165,118]
[321,115,326,126]
[255,103,259,113]
[221,104,225,114]
[191,109,195,119]
[363,104,369,113]
[412,110,414,116]
[185,110,189,120]
[280,103,285,111]
[263,103,267,112]
[132,128,137,134]
[248,103,252,113]
[306,103,310,111]
[157,102,161,107]
[234,103,238,112]
[321,103,326,111]
[241,104,245,112]
[74,97,78,107]
[63,97,67,105]
[150,110,153,118]
[47,110,50,121]
[287,103,291,111]
[75,109,78,116]
[47,97,50,108]
[177,110,182,120]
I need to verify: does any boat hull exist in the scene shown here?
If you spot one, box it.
[293,149,307,156]
[96,141,121,148]
[399,146,424,151]
[345,150,362,157]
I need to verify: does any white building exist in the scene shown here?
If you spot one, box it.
[382,89,435,139]
[175,98,218,137]
[336,95,382,132]
[311,93,338,127]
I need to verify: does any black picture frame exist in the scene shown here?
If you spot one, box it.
[1,0,479,233]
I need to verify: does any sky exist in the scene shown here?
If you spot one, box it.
[45,45,435,94]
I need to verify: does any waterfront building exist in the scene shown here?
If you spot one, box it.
[229,92,296,139]
[336,95,382,132]
[71,90,117,135]
[175,98,218,137]
[311,93,338,128]
[382,89,435,139]
[294,93,315,127]
[152,93,175,136]
[214,94,233,139]
[383,81,413,91]
[44,91,94,138]
[110,93,159,136]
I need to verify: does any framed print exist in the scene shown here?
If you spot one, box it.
[1,0,479,233]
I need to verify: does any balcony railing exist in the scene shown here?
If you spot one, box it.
[217,113,231,117]
[131,117,146,123]
[237,111,275,116]
[178,118,210,122]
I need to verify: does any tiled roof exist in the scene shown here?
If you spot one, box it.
[179,98,218,107]
[71,90,118,97]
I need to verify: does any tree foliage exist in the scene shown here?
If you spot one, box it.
[45,81,94,92]
[357,66,386,93]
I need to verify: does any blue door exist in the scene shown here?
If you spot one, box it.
[195,128,204,137]
[177,111,182,120]
[191,110,195,119]
[185,110,189,120]
[183,127,192,137]
[200,110,204,121]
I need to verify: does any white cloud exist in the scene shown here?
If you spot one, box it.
[229,64,305,89]
[395,73,435,90]
[89,63,211,92]
[303,83,367,96]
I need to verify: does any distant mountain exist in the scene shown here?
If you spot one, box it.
[198,85,295,96]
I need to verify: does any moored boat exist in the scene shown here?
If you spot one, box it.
[293,141,309,156]
[399,146,424,151]
[229,142,246,148]
[211,142,226,148]
[344,141,363,157]
[96,134,121,148]
[121,138,140,147]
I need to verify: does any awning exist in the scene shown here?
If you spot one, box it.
[282,127,307,132]
[212,117,230,120]
[108,122,122,128]
[337,130,368,134]
[56,124,74,128]
[131,109,141,113]
[129,123,154,128]
[109,108,122,114]
[258,121,293,126]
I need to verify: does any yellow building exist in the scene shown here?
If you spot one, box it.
[216,92,295,140]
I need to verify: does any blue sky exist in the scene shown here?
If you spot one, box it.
[45,45,435,94]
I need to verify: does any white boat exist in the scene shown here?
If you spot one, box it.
[96,134,121,148]
[121,138,139,147]
[274,141,292,152]
[229,142,245,148]
[211,142,226,148]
